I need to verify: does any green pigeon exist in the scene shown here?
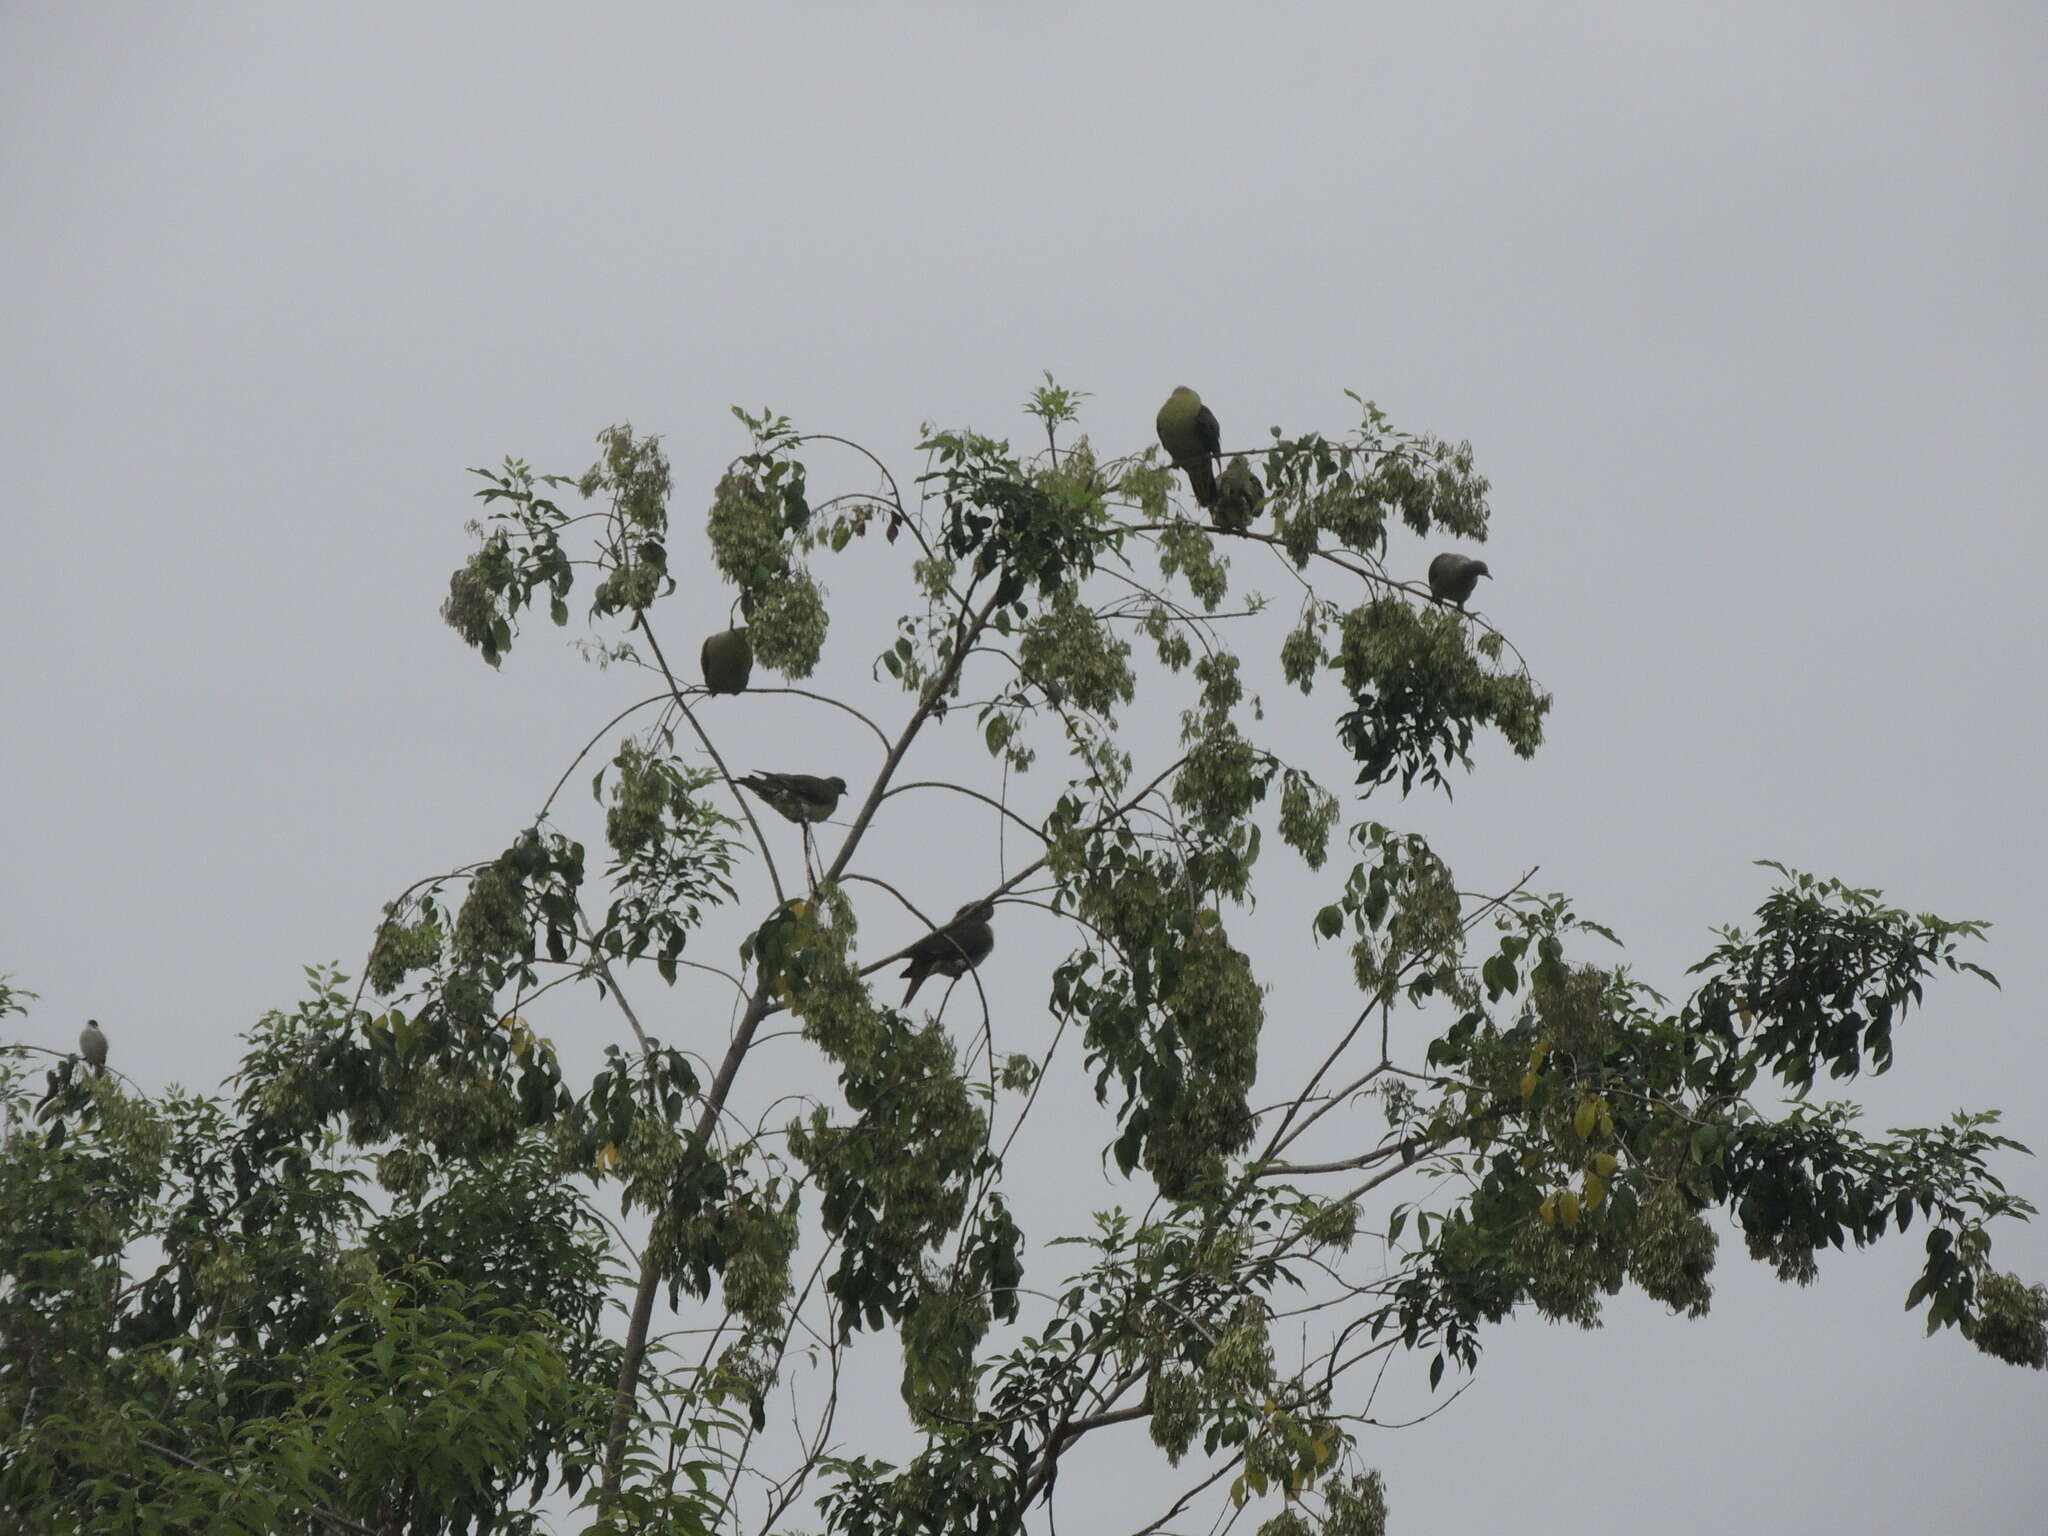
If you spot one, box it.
[700,627,754,694]
[1212,455,1264,533]
[901,899,996,1004]
[1156,387,1222,509]
[79,1019,108,1075]
[1427,553,1491,610]
[738,771,847,825]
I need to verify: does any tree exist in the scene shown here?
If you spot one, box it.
[7,381,2042,1534]
[0,971,690,1534]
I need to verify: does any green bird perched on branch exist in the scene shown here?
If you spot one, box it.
[700,627,753,694]
[737,772,847,825]
[901,899,996,1005]
[1212,455,1264,533]
[1156,387,1222,509]
[79,1019,107,1075]
[1427,552,1491,610]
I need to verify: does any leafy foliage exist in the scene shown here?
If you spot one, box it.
[7,381,2038,1536]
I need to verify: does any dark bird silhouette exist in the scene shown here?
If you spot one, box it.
[738,772,847,825]
[1156,387,1223,509]
[78,1019,108,1075]
[900,900,996,1005]
[1427,552,1491,610]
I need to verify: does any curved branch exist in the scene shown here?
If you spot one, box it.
[744,685,892,752]
[537,691,672,823]
[877,780,1049,843]
[791,433,934,563]
[836,872,939,932]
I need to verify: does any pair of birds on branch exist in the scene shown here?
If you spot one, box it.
[700,632,991,1004]
[734,772,996,1005]
[1155,386,1263,533]
[1155,386,1492,610]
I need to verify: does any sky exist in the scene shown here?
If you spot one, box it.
[4,2,2045,1531]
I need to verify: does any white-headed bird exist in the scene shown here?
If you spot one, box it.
[79,1019,108,1075]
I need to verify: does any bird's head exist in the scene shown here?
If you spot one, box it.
[1473,561,1492,580]
[825,777,848,796]
[955,899,997,923]
[87,1018,101,1031]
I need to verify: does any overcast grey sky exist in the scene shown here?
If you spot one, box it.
[5,3,2045,1532]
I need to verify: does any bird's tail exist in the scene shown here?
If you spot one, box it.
[1187,458,1218,508]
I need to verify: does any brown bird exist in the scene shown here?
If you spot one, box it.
[901,900,997,1005]
[78,1019,108,1075]
[1427,552,1491,610]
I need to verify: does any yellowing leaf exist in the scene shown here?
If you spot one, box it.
[1573,1102,1598,1140]
[1539,1192,1557,1225]
[1520,1071,1539,1102]
[1590,1151,1619,1178]
[1583,1172,1606,1209]
[1557,1190,1581,1228]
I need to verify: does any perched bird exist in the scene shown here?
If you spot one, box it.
[738,772,847,825]
[1212,455,1264,533]
[1156,387,1222,509]
[700,627,754,694]
[1427,553,1491,610]
[78,1019,108,1075]
[900,899,997,1005]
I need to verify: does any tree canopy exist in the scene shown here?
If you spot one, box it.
[5,381,2041,1535]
